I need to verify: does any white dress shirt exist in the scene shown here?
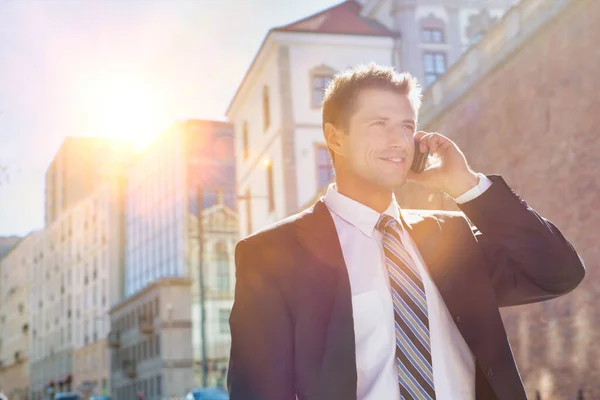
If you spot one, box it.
[323,174,493,400]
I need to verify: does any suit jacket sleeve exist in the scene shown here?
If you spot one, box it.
[227,238,296,400]
[458,175,585,307]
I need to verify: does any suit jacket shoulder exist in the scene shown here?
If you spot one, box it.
[235,203,320,281]
[401,208,475,243]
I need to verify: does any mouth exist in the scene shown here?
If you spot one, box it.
[379,156,406,168]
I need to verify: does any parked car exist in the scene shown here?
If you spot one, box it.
[54,393,81,400]
[186,388,229,400]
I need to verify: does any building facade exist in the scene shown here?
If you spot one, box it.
[29,174,127,400]
[28,220,74,399]
[123,119,237,388]
[45,137,132,226]
[109,277,193,400]
[186,202,238,388]
[227,0,513,238]
[360,0,513,87]
[124,120,235,297]
[0,233,38,400]
[410,0,599,397]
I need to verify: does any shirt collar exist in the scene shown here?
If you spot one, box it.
[323,183,402,237]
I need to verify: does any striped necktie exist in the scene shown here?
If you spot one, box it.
[377,214,436,400]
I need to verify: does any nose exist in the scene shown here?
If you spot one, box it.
[388,125,411,148]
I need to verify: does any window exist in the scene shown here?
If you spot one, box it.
[245,187,252,235]
[156,375,162,396]
[311,75,333,108]
[263,86,270,132]
[266,162,275,212]
[215,242,230,291]
[242,121,249,160]
[421,28,444,43]
[219,309,230,334]
[423,52,447,86]
[316,144,334,191]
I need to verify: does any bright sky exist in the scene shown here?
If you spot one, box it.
[0,0,340,236]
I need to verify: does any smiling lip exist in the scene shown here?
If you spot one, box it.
[379,157,406,167]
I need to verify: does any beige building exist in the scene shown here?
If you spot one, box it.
[0,232,39,400]
[186,202,238,388]
[72,339,110,398]
[109,277,193,400]
[45,136,132,226]
[30,173,127,400]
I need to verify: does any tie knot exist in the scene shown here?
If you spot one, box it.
[376,214,397,233]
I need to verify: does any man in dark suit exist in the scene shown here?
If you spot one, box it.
[227,64,585,400]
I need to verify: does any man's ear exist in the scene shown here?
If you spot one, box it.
[324,122,344,158]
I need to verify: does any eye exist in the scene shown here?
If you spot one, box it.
[371,120,386,127]
[402,124,415,130]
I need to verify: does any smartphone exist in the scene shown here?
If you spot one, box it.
[410,140,429,173]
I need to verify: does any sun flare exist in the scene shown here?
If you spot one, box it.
[81,74,171,152]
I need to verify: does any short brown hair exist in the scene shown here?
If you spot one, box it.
[321,63,422,163]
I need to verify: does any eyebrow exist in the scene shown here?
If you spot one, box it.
[365,116,415,126]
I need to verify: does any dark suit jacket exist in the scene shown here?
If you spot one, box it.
[227,175,585,400]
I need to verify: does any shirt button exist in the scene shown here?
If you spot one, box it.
[454,315,460,324]
[487,368,493,378]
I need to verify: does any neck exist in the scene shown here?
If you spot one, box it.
[334,170,394,213]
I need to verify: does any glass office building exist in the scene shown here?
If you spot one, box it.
[124,120,235,297]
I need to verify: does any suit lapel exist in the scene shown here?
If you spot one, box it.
[295,200,358,400]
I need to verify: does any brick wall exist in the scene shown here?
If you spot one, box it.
[413,0,600,398]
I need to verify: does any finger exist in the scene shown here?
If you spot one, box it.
[419,133,432,153]
[436,140,453,156]
[426,133,441,154]
[414,131,427,142]
[427,133,452,155]
[413,131,427,154]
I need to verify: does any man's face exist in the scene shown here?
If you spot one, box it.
[338,88,417,190]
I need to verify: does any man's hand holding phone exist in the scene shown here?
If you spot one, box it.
[408,131,479,199]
